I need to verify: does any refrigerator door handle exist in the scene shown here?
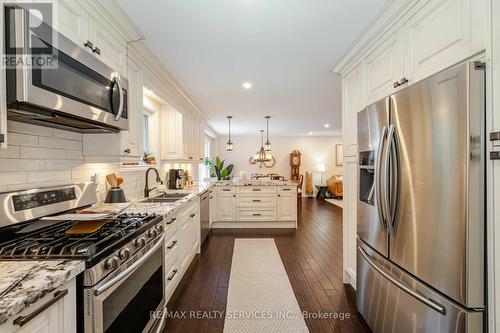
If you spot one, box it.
[375,126,389,231]
[386,124,401,234]
[358,246,446,315]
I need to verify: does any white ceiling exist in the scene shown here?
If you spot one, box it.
[118,0,385,136]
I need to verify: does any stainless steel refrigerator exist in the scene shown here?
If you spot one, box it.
[356,62,486,333]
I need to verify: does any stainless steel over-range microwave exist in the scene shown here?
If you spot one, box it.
[4,5,128,133]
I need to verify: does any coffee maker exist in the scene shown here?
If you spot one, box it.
[168,169,184,189]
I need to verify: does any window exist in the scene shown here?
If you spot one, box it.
[143,114,149,153]
[199,136,211,180]
[142,92,160,165]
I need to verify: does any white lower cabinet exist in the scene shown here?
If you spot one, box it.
[237,208,277,221]
[209,190,217,227]
[213,186,297,226]
[2,279,76,333]
[277,194,296,221]
[217,193,236,221]
[165,200,200,303]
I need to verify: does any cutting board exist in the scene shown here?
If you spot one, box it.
[66,220,110,234]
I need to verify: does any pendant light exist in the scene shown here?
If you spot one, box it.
[249,130,275,168]
[264,116,271,151]
[226,116,233,151]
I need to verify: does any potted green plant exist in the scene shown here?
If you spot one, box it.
[143,152,156,165]
[213,156,233,180]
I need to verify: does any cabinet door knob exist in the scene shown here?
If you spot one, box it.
[123,148,131,154]
[93,46,101,55]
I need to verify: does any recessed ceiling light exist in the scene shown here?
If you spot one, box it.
[324,123,330,128]
[308,131,313,135]
[242,82,252,90]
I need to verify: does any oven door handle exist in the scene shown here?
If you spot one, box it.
[94,235,165,296]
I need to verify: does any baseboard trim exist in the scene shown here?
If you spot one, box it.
[211,221,297,228]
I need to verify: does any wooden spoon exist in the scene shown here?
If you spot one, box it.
[116,175,124,187]
[106,173,117,188]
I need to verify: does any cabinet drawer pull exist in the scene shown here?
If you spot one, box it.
[252,213,261,216]
[13,289,68,327]
[282,188,291,191]
[167,240,178,249]
[252,199,261,202]
[222,189,231,191]
[84,40,94,49]
[123,148,131,154]
[190,213,196,218]
[491,132,500,141]
[209,196,213,199]
[252,188,261,191]
[393,77,409,88]
[166,218,176,225]
[167,269,178,281]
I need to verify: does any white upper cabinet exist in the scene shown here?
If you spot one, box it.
[88,16,127,76]
[55,0,89,46]
[363,28,404,104]
[123,58,144,157]
[160,108,183,160]
[342,64,363,157]
[54,0,127,75]
[403,0,485,82]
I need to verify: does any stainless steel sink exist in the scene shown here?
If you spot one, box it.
[155,193,189,199]
[138,193,189,203]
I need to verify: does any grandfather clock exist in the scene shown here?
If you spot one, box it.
[290,150,301,181]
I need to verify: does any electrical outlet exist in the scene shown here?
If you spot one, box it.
[90,173,99,185]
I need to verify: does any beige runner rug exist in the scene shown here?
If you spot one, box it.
[223,238,309,333]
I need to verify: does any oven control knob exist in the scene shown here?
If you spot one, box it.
[104,256,119,270]
[134,237,146,248]
[118,248,131,260]
[155,225,163,233]
[147,228,158,238]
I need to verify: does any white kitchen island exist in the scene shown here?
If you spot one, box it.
[209,180,298,229]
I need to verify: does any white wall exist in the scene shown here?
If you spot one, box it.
[217,135,343,180]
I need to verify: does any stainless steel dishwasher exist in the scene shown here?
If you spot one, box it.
[200,190,210,245]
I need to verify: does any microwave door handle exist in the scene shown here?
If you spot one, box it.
[113,77,124,121]
[375,126,388,231]
[94,234,164,296]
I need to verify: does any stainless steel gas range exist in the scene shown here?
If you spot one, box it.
[0,183,166,333]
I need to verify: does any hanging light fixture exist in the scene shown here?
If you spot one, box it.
[226,116,233,151]
[264,116,271,151]
[249,130,275,168]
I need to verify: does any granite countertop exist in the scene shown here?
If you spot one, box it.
[212,180,298,186]
[0,260,85,325]
[126,184,207,217]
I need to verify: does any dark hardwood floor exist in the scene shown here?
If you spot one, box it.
[164,199,371,333]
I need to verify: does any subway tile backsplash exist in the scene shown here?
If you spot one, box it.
[0,121,200,202]
[0,121,147,201]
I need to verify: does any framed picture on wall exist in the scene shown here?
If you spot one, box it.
[336,144,343,166]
